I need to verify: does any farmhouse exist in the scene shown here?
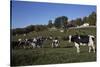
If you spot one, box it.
[80,23,89,27]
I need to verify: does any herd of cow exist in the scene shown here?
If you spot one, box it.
[12,35,96,53]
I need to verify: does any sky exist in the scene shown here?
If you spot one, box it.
[11,1,96,28]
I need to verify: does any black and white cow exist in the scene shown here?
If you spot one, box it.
[67,35,95,53]
[52,37,60,48]
[11,41,20,49]
[27,37,45,48]
[17,38,26,48]
[21,38,37,48]
[11,38,26,49]
[24,38,34,48]
[14,37,45,48]
[36,37,44,48]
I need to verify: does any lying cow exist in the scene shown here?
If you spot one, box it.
[67,35,95,53]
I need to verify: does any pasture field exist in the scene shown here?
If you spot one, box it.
[11,47,96,66]
[11,27,96,66]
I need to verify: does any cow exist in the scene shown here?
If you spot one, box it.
[52,37,60,48]
[17,38,32,48]
[66,35,95,53]
[17,38,26,48]
[30,38,37,48]
[23,38,31,48]
[11,38,25,49]
[22,38,37,48]
[11,41,20,49]
[26,37,44,48]
[35,37,44,48]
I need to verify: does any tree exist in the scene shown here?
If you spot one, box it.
[34,25,47,32]
[25,25,35,33]
[54,16,68,28]
[54,17,61,28]
[83,16,88,24]
[12,28,25,35]
[66,20,76,28]
[62,16,68,28]
[48,20,53,28]
[88,12,96,25]
[75,18,83,26]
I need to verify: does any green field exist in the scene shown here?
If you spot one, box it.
[11,27,96,66]
[11,47,96,66]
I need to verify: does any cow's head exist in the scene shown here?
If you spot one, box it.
[89,35,95,41]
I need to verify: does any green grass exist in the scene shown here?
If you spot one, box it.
[11,47,96,66]
[11,27,96,66]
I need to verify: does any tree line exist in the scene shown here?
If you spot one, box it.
[48,12,96,28]
[12,12,96,35]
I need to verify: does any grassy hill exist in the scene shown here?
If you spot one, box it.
[12,27,96,41]
[11,27,96,66]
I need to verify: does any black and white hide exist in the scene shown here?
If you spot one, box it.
[11,41,20,49]
[27,37,45,48]
[52,38,59,48]
[12,38,26,48]
[67,35,95,53]
[36,37,44,48]
[17,38,26,48]
[25,38,37,48]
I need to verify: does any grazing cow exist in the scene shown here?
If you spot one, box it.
[18,38,31,48]
[26,37,44,48]
[11,38,25,49]
[24,38,36,48]
[36,37,44,48]
[67,35,95,53]
[11,41,20,49]
[31,38,37,48]
[17,38,25,48]
[52,37,59,48]
[18,38,22,46]
[23,38,31,48]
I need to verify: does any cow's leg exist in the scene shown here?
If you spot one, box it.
[88,46,92,53]
[37,45,40,48]
[18,41,21,47]
[40,44,42,48]
[88,42,95,53]
[23,45,26,49]
[92,45,95,53]
[52,43,54,48]
[31,43,36,48]
[55,44,58,47]
[40,43,43,48]
[74,42,80,53]
[89,35,95,53]
[57,44,59,47]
